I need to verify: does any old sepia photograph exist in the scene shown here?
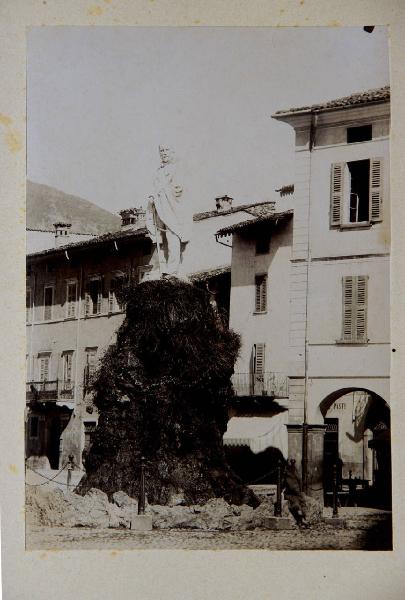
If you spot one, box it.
[25,25,392,551]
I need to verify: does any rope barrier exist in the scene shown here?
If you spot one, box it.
[247,465,278,485]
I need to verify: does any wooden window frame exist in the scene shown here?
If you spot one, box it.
[65,280,77,319]
[43,284,54,321]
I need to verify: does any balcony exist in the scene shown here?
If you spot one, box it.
[231,372,289,399]
[26,381,75,403]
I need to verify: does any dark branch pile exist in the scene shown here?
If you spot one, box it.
[77,278,258,507]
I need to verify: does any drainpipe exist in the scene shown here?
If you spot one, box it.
[302,109,318,494]
[73,265,83,466]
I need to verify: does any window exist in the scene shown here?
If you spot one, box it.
[347,125,372,144]
[26,288,32,323]
[255,234,270,255]
[84,348,98,389]
[43,285,54,320]
[29,416,39,438]
[83,421,97,454]
[330,158,383,227]
[340,276,368,343]
[66,281,77,319]
[62,351,74,388]
[85,278,102,316]
[254,274,267,313]
[38,354,50,382]
[108,274,126,313]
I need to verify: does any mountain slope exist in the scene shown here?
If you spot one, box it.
[27,180,121,235]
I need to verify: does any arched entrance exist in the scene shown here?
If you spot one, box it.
[320,388,391,509]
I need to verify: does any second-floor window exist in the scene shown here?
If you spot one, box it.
[85,278,102,316]
[254,274,268,313]
[340,275,368,343]
[62,351,74,388]
[43,285,54,321]
[330,158,383,227]
[109,274,126,313]
[84,347,98,389]
[38,354,50,382]
[66,281,77,319]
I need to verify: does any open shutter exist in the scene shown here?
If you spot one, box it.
[84,283,91,317]
[342,276,354,341]
[253,343,266,395]
[97,278,104,314]
[330,163,344,226]
[109,278,116,312]
[370,158,383,222]
[254,343,265,374]
[355,276,368,341]
[255,275,267,312]
[40,356,49,382]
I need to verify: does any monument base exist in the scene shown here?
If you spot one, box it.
[323,516,347,527]
[264,517,295,530]
[130,514,153,531]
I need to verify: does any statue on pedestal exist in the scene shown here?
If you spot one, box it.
[146,145,190,278]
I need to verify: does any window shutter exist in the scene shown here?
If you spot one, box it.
[67,283,76,318]
[255,275,267,312]
[254,343,266,374]
[342,276,354,341]
[330,163,344,226]
[369,158,383,222]
[97,278,103,314]
[109,278,116,312]
[84,284,91,317]
[40,357,49,382]
[355,276,368,341]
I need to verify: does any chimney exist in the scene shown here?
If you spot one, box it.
[119,207,146,230]
[54,223,71,247]
[215,195,233,212]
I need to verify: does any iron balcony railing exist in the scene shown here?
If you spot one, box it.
[231,372,289,398]
[26,380,75,403]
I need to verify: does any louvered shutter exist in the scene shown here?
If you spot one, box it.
[253,343,266,395]
[67,283,76,318]
[84,283,91,317]
[355,276,368,341]
[342,276,354,341]
[330,163,344,226]
[254,343,265,374]
[369,158,383,222]
[40,357,49,382]
[97,278,103,314]
[109,278,116,312]
[255,275,267,312]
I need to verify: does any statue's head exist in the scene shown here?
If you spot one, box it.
[159,145,175,165]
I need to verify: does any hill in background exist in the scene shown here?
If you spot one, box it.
[27,180,121,235]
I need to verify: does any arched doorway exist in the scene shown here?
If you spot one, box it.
[320,388,391,510]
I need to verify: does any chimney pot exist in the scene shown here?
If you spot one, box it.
[54,223,71,247]
[215,195,233,212]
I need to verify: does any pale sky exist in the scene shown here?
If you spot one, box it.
[27,26,389,216]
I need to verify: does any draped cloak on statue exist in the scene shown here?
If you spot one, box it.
[146,159,191,244]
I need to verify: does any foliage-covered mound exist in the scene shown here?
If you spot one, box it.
[77,278,258,507]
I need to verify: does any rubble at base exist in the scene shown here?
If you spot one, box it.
[26,486,323,531]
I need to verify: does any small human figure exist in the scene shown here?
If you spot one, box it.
[283,458,309,528]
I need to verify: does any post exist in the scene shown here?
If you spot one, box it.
[332,463,338,517]
[302,422,309,495]
[67,454,74,492]
[274,460,282,517]
[138,456,146,515]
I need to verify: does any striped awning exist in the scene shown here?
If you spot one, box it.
[223,412,288,456]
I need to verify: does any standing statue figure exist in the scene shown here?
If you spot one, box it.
[146,145,190,278]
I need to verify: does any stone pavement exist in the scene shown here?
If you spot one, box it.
[26,512,392,551]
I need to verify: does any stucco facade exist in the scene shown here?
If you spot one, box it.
[221,88,391,505]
